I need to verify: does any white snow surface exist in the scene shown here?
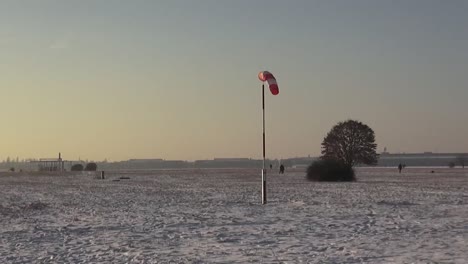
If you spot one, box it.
[1,168,467,263]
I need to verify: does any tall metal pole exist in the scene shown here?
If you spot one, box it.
[262,84,267,204]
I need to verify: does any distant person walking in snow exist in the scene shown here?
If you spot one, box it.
[279,164,285,174]
[270,164,273,170]
[398,163,403,174]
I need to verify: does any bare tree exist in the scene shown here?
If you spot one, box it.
[71,164,84,171]
[321,120,378,167]
[85,162,98,171]
[457,154,468,169]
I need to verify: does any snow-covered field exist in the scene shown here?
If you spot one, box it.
[1,168,467,263]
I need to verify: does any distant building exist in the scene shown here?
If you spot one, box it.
[213,158,251,161]
[31,153,71,172]
[376,152,467,167]
[195,158,260,168]
[128,159,164,163]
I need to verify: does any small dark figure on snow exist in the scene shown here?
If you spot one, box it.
[279,164,285,174]
[398,163,403,174]
[270,164,273,170]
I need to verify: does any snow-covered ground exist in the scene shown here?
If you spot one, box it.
[1,168,467,263]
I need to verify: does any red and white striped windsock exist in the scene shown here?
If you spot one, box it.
[258,71,279,95]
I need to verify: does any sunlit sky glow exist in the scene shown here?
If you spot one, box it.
[1,0,468,161]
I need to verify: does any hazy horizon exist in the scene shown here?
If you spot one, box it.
[2,0,468,161]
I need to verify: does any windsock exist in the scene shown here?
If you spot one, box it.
[258,71,279,95]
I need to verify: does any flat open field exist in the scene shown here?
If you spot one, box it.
[1,168,467,263]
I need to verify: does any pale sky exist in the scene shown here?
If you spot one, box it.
[1,0,468,161]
